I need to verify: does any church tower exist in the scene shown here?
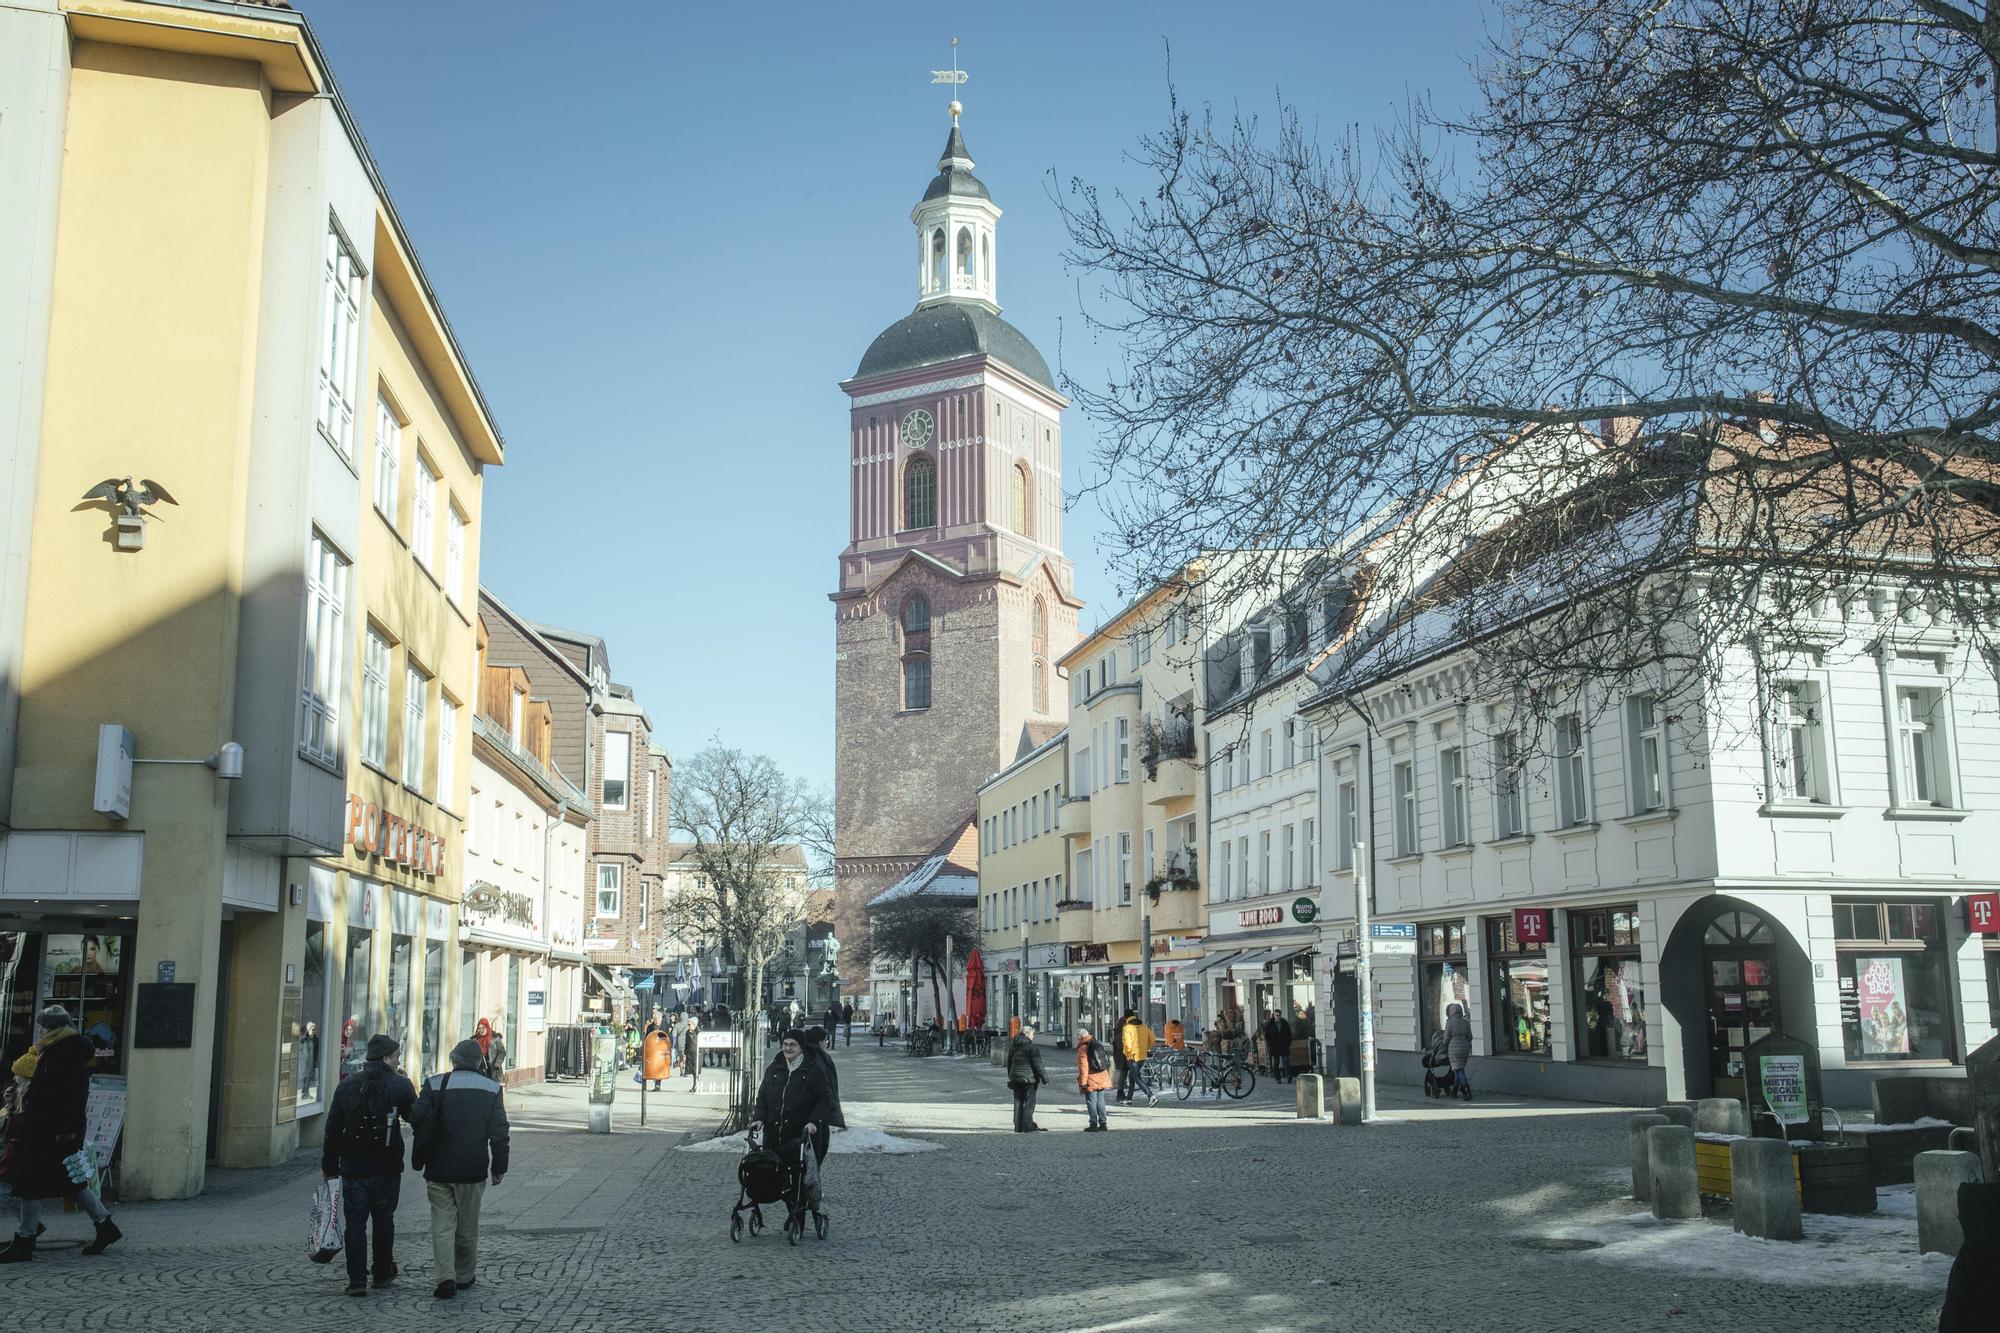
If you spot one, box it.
[830,103,1082,988]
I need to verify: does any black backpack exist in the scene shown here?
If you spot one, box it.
[342,1072,396,1154]
[1084,1037,1112,1075]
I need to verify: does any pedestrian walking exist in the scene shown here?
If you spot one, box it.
[750,1030,832,1157]
[681,1013,700,1080]
[1119,1012,1158,1105]
[840,1000,854,1048]
[1075,1026,1113,1131]
[800,1028,844,1165]
[319,1033,416,1295]
[410,1040,510,1300]
[0,1006,123,1263]
[1264,1010,1294,1082]
[1445,1003,1474,1101]
[1110,1009,1133,1103]
[1005,1023,1049,1131]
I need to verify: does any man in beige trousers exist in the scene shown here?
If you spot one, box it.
[410,1038,509,1300]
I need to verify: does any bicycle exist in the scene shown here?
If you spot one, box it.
[1174,1049,1257,1100]
[1138,1047,1189,1097]
[904,1029,934,1057]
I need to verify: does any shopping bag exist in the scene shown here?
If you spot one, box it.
[308,1178,343,1263]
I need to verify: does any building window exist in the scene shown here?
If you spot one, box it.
[1336,778,1357,869]
[1281,824,1296,890]
[1115,717,1131,783]
[1768,679,1831,804]
[1117,832,1132,905]
[1283,719,1296,768]
[1893,685,1952,807]
[411,456,437,570]
[1302,817,1316,884]
[1834,898,1956,1061]
[1216,837,1232,901]
[1033,658,1048,714]
[1556,714,1589,827]
[1571,906,1645,1061]
[1392,760,1417,856]
[437,695,458,810]
[402,663,429,792]
[373,394,402,526]
[646,770,656,840]
[596,863,622,918]
[1494,732,1524,838]
[317,226,364,459]
[929,227,947,290]
[301,533,349,768]
[901,593,931,636]
[445,504,467,606]
[603,730,630,809]
[1258,830,1272,893]
[1259,729,1273,778]
[903,655,932,711]
[1485,915,1551,1055]
[904,456,936,529]
[1237,836,1250,897]
[362,629,391,770]
[1628,693,1666,813]
[1419,921,1469,1043]
[1012,464,1030,536]
[1440,745,1468,847]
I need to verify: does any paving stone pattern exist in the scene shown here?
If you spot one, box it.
[0,1052,1945,1331]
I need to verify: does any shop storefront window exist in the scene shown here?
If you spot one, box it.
[388,934,413,1063]
[1281,952,1316,1043]
[1571,906,1646,1061]
[1,932,41,1071]
[502,954,521,1071]
[1485,915,1550,1055]
[1834,898,1955,1061]
[339,930,375,1081]
[44,932,129,1070]
[422,940,443,1078]
[1418,922,1469,1041]
[299,922,327,1109]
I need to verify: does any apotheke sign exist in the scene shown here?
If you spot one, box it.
[347,794,446,876]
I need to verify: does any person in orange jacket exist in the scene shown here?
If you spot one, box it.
[1076,1026,1114,1131]
[1164,1017,1185,1049]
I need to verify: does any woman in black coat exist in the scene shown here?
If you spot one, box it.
[0,1007,121,1261]
[750,1030,832,1161]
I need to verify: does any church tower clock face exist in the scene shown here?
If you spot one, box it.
[900,408,934,450]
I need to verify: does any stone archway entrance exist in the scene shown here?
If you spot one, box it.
[1660,894,1816,1102]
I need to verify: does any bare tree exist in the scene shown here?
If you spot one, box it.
[660,744,828,1121]
[1059,0,2000,734]
[851,892,977,1037]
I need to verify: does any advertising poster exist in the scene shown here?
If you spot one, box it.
[1759,1054,1808,1125]
[1856,956,1910,1055]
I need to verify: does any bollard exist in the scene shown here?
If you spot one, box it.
[1696,1097,1749,1136]
[1649,1125,1701,1220]
[587,1100,613,1135]
[1915,1150,1984,1256]
[1295,1073,1326,1119]
[1652,1104,1696,1130]
[1333,1077,1362,1125]
[1730,1137,1802,1240]
[1627,1114,1670,1201]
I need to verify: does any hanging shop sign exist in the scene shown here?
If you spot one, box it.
[1513,906,1550,947]
[1967,892,2000,935]
[1292,897,1319,924]
[346,794,447,876]
[1028,943,1065,970]
[463,882,538,929]
[1067,943,1109,965]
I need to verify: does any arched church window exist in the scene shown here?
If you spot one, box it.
[901,593,931,636]
[1033,657,1048,714]
[904,456,936,530]
[1012,463,1031,537]
[930,228,947,291]
[1032,597,1047,656]
[981,233,991,284]
[903,654,932,711]
[957,227,975,282]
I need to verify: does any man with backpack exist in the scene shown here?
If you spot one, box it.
[321,1033,416,1297]
[1075,1025,1114,1131]
[410,1038,510,1300]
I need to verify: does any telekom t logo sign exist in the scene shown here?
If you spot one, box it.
[1969,893,2000,934]
[1514,908,1549,946]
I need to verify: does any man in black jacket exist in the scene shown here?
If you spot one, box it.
[320,1033,416,1296]
[411,1039,510,1300]
[1005,1022,1049,1132]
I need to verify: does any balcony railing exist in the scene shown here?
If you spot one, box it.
[1054,897,1092,913]
[1143,850,1200,903]
[1139,715,1198,780]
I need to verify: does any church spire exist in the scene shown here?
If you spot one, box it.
[914,41,1000,312]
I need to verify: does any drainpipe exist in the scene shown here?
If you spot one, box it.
[543,798,568,1021]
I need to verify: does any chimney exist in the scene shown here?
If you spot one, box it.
[1598,415,1643,449]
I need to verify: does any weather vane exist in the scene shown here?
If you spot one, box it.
[930,36,967,124]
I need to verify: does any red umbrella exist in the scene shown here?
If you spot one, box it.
[963,948,987,1029]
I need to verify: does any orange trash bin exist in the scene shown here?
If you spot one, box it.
[642,1028,673,1082]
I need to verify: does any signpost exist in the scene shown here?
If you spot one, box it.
[1368,922,1417,955]
[1354,842,1375,1124]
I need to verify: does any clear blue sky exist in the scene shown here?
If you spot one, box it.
[300,1,1490,794]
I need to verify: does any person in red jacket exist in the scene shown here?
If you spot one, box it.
[1076,1026,1114,1131]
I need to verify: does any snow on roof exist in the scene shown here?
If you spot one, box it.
[868,854,979,907]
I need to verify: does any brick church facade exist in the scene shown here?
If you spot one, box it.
[830,118,1082,993]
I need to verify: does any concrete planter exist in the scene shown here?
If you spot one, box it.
[1795,1143,1876,1215]
[1694,1136,1801,1202]
[1857,1125,1956,1186]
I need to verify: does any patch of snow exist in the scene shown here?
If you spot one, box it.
[1876,1185,1917,1220]
[1547,1206,1945,1292]
[678,1125,940,1156]
[1839,1117,1957,1134]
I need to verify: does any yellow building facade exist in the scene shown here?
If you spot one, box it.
[0,0,502,1198]
[975,730,1068,1033]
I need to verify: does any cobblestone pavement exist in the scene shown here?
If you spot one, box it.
[0,1049,1948,1331]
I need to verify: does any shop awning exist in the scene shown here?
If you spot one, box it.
[584,964,629,996]
[1228,948,1285,975]
[632,974,656,991]
[1179,952,1240,979]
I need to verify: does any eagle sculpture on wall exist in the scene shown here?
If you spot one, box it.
[82,477,177,518]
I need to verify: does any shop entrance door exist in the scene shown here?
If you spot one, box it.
[1702,909,1779,1102]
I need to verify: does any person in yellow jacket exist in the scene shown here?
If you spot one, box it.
[1117,1013,1157,1106]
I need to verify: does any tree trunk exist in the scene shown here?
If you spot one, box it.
[927,960,945,1031]
[738,956,764,1125]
